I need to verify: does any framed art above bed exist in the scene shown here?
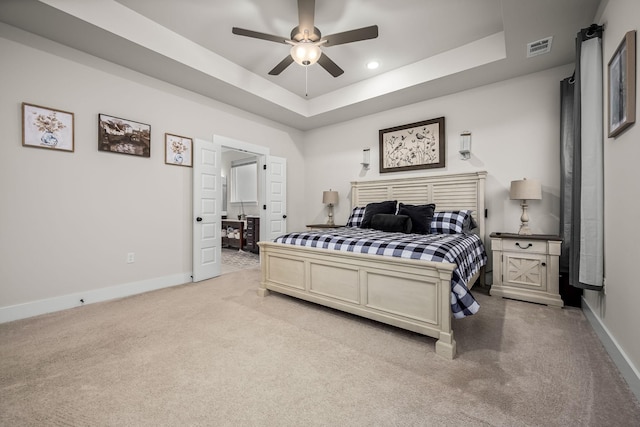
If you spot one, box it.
[379,117,446,173]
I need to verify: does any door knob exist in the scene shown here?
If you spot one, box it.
[282,214,287,219]
[196,217,203,222]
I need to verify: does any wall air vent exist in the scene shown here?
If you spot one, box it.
[527,37,553,58]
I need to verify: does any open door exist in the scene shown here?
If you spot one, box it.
[265,155,287,241]
[193,138,222,282]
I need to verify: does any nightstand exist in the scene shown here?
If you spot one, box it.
[490,233,563,307]
[306,224,344,230]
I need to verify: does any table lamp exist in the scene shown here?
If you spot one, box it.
[510,178,542,235]
[322,190,339,226]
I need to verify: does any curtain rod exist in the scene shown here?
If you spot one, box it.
[579,23,604,41]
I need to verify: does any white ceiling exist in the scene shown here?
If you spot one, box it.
[0,0,601,130]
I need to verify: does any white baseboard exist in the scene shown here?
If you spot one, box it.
[582,296,640,401]
[0,273,193,324]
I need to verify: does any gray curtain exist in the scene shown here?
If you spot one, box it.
[559,76,574,275]
[560,24,604,291]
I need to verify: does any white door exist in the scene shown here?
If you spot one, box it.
[193,138,221,282]
[265,155,287,241]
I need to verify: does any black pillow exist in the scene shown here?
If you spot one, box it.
[371,214,412,233]
[397,203,436,234]
[360,200,397,229]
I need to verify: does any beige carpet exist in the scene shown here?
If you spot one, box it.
[1,268,639,426]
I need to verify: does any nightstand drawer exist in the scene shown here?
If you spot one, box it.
[502,239,548,254]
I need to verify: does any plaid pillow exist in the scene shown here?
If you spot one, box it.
[430,210,475,234]
[346,207,366,227]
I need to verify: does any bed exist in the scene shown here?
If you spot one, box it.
[258,171,487,359]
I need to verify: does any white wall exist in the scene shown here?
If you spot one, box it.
[304,65,572,247]
[586,0,640,377]
[0,24,305,316]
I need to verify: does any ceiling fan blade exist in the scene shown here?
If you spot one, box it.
[268,56,295,75]
[317,53,344,77]
[322,25,379,47]
[232,27,289,44]
[298,0,315,36]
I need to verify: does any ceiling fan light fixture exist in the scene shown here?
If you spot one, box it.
[290,42,321,66]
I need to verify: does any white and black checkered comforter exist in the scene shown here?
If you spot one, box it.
[274,227,487,318]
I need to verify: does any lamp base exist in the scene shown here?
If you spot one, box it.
[326,204,335,226]
[518,224,533,235]
[517,200,532,235]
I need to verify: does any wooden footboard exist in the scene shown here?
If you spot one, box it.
[258,241,459,359]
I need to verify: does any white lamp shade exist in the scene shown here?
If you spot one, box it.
[322,190,339,205]
[291,43,321,66]
[510,179,542,200]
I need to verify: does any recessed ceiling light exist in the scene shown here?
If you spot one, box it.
[366,61,379,70]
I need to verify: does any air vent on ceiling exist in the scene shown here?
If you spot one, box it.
[527,37,553,58]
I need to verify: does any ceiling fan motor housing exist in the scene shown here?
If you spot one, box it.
[291,26,321,42]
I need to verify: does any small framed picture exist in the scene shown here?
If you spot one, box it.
[98,114,151,157]
[22,103,74,152]
[608,30,636,138]
[164,133,193,167]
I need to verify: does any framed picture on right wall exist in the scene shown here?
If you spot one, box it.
[608,30,636,138]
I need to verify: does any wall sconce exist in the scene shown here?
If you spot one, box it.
[510,178,542,235]
[361,148,370,169]
[459,131,471,160]
[322,190,339,225]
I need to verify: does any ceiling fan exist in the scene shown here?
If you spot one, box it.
[232,0,378,77]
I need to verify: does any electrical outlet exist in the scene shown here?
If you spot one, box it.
[127,252,135,263]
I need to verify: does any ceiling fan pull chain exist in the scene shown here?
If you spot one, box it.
[305,65,309,97]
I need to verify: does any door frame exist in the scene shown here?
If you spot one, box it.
[214,135,270,243]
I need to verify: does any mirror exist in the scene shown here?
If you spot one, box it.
[230,159,257,203]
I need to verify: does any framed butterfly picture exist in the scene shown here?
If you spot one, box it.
[379,117,445,173]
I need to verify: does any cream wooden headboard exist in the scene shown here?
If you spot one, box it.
[350,171,487,242]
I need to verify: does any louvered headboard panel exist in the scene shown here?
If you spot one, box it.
[351,171,487,241]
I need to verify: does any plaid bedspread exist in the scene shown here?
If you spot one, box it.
[274,227,487,318]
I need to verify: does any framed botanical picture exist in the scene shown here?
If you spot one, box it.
[379,117,445,173]
[22,103,74,152]
[98,114,151,157]
[608,30,636,138]
[165,133,193,167]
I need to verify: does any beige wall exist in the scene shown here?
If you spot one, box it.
[585,0,640,375]
[0,24,305,311]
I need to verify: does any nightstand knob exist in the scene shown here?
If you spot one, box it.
[516,242,532,249]
[541,262,546,267]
